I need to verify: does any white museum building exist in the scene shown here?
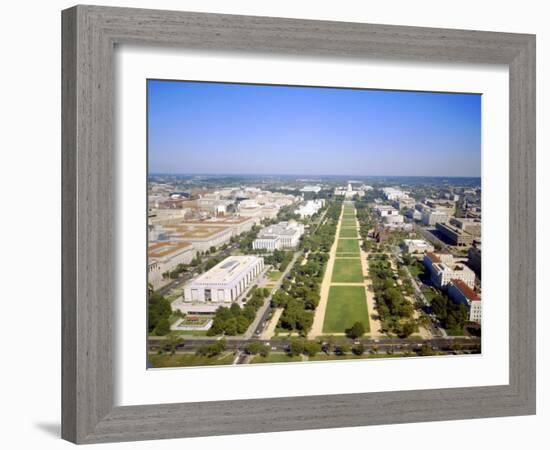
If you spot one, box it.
[252,220,305,251]
[183,255,264,303]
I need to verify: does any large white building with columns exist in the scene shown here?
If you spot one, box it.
[252,220,304,251]
[183,256,264,303]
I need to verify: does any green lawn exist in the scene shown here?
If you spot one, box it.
[339,228,358,238]
[341,220,357,226]
[250,353,303,364]
[336,238,360,254]
[147,352,235,368]
[332,258,364,283]
[309,353,408,361]
[407,262,425,278]
[171,329,209,336]
[323,286,370,333]
[267,270,282,281]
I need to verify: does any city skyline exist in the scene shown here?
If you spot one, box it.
[148,80,481,177]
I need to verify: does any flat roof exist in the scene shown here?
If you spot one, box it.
[403,239,430,245]
[189,255,262,286]
[148,241,193,259]
[451,279,481,301]
[183,216,253,225]
[425,252,441,263]
[162,224,231,239]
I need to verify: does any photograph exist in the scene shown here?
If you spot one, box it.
[146,79,482,368]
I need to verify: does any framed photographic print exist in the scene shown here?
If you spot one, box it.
[62,5,536,444]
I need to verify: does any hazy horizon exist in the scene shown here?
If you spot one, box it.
[148,80,481,178]
[149,172,481,179]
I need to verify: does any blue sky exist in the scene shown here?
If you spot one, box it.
[148,80,481,177]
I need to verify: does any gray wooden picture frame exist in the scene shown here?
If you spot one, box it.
[61,4,536,444]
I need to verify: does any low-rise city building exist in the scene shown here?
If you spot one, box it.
[425,198,456,215]
[449,217,481,238]
[252,235,281,251]
[448,279,482,323]
[253,220,304,251]
[421,208,449,226]
[295,199,325,218]
[423,252,475,289]
[405,208,422,221]
[395,196,416,210]
[374,205,404,224]
[148,241,195,289]
[436,222,475,247]
[382,187,408,200]
[300,185,322,193]
[374,205,400,217]
[183,256,264,303]
[401,239,434,255]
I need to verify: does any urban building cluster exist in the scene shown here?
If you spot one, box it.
[423,252,480,323]
[147,185,300,289]
[334,182,372,198]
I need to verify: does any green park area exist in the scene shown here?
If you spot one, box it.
[331,258,364,283]
[250,353,303,364]
[323,286,370,334]
[267,270,282,282]
[339,227,358,238]
[336,238,360,254]
[147,352,235,368]
[341,219,357,226]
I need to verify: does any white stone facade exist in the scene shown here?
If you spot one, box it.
[183,256,264,303]
[469,300,482,323]
[148,241,195,289]
[402,239,434,254]
[423,253,475,289]
[421,209,449,226]
[252,236,282,251]
[295,199,325,218]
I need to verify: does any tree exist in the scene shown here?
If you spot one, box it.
[352,344,365,356]
[236,316,250,334]
[399,320,417,338]
[246,342,270,357]
[154,318,171,336]
[338,343,351,355]
[148,291,171,333]
[164,334,184,355]
[288,339,305,356]
[229,302,242,316]
[304,341,322,357]
[196,339,226,357]
[224,318,238,336]
[345,321,366,339]
[419,344,435,356]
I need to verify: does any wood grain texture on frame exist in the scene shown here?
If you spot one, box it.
[61,5,536,444]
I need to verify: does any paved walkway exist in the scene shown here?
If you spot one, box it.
[261,308,283,339]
